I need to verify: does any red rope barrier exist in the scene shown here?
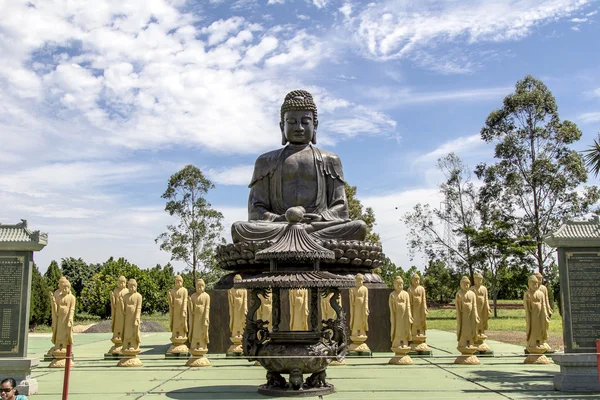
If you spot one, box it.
[62,344,72,400]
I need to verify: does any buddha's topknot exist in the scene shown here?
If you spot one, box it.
[280,90,318,128]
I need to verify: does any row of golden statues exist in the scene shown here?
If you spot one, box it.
[45,271,553,368]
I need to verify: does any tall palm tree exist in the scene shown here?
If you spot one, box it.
[582,133,600,178]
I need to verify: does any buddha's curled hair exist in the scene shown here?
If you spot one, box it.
[280,89,318,129]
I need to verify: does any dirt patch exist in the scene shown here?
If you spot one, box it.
[486,330,564,350]
[72,324,94,333]
[83,320,168,333]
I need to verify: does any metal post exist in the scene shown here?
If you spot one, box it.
[62,344,72,400]
[596,339,600,384]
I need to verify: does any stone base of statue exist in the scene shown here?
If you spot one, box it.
[226,336,244,356]
[348,335,371,356]
[49,347,74,368]
[43,346,55,361]
[389,346,413,365]
[186,347,210,367]
[454,346,480,365]
[117,347,143,367]
[524,345,551,364]
[167,336,189,355]
[328,360,347,366]
[258,384,335,397]
[553,353,600,392]
[105,338,124,359]
[524,343,553,355]
[408,336,432,357]
[474,336,494,357]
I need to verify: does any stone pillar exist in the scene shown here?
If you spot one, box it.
[0,220,48,395]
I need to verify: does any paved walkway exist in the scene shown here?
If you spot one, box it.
[27,330,597,399]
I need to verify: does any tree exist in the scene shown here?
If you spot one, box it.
[30,263,51,327]
[403,153,480,280]
[423,259,457,304]
[44,260,62,291]
[156,165,225,283]
[582,132,600,178]
[467,219,536,316]
[345,183,381,243]
[476,75,600,274]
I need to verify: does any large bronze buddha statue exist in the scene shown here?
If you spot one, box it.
[231,90,367,244]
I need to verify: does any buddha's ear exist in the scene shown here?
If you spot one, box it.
[280,122,287,145]
[311,130,317,145]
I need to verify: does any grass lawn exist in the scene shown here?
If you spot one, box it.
[428,306,564,349]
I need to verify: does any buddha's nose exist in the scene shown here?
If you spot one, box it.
[295,122,304,131]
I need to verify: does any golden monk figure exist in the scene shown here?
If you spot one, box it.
[167,275,189,354]
[47,276,67,357]
[289,288,309,331]
[108,276,128,355]
[408,273,429,351]
[524,275,552,364]
[187,279,211,367]
[118,279,143,367]
[230,90,367,244]
[389,276,413,365]
[227,274,247,354]
[471,272,492,353]
[455,276,480,365]
[320,292,341,321]
[349,274,370,353]
[535,272,553,317]
[49,278,76,368]
[257,292,273,328]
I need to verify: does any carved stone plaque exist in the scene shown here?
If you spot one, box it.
[565,251,600,352]
[0,254,29,357]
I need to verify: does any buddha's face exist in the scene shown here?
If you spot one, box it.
[175,276,183,289]
[282,110,315,144]
[196,280,205,293]
[393,278,403,292]
[128,281,137,294]
[461,278,470,291]
[118,277,126,289]
[411,275,420,286]
[355,274,364,287]
[474,275,483,285]
[528,278,538,291]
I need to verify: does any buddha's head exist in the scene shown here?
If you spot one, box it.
[60,278,72,295]
[411,273,420,286]
[393,276,404,292]
[473,272,483,286]
[460,276,471,291]
[535,272,543,284]
[528,275,539,291]
[355,273,364,287]
[118,275,127,289]
[175,275,183,289]
[280,90,318,146]
[128,279,138,294]
[196,279,205,294]
[233,274,242,283]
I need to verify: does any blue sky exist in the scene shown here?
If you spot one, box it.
[1,0,600,273]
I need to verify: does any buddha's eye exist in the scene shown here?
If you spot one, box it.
[286,118,296,124]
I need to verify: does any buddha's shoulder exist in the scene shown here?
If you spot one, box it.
[255,148,282,164]
[314,147,342,162]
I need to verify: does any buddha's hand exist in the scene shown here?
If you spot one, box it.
[302,213,323,223]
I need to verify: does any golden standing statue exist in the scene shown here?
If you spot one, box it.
[49,278,76,368]
[47,276,67,357]
[349,274,370,353]
[118,279,143,367]
[187,279,211,367]
[408,273,429,351]
[167,275,189,354]
[524,275,552,364]
[320,292,341,321]
[389,276,413,365]
[257,292,273,328]
[227,274,247,354]
[289,288,309,331]
[470,273,492,352]
[108,275,128,355]
[455,276,480,365]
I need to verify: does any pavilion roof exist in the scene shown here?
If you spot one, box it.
[0,220,48,251]
[544,216,600,248]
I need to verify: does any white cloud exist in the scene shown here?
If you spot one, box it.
[346,0,591,63]
[206,165,254,186]
[585,88,600,98]
[571,17,588,22]
[413,135,485,164]
[339,3,353,19]
[313,0,329,8]
[267,0,285,3]
[579,112,600,124]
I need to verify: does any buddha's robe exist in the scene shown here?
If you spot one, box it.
[228,287,247,337]
[189,291,210,350]
[231,145,367,243]
[389,290,412,348]
[456,289,479,348]
[349,285,369,336]
[110,287,128,342]
[470,284,491,335]
[289,289,309,331]
[524,288,550,348]
[122,292,142,351]
[408,284,428,337]
[52,292,76,348]
[168,286,188,339]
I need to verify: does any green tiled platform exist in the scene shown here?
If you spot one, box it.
[25,330,596,399]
